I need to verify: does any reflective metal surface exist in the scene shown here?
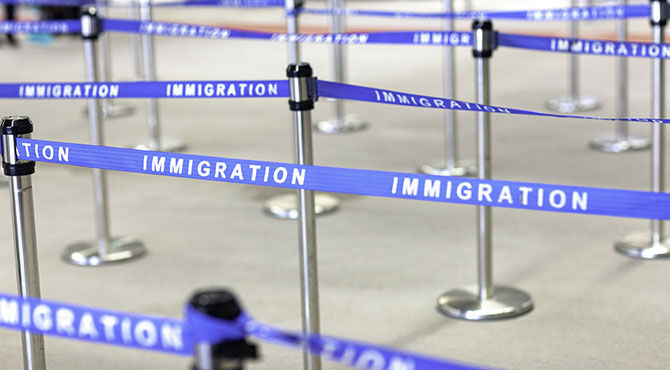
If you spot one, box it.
[314,114,368,134]
[545,95,601,113]
[314,0,367,134]
[437,286,534,320]
[419,0,471,176]
[419,161,476,177]
[135,0,186,153]
[264,193,339,219]
[590,0,648,152]
[615,232,670,259]
[546,1,600,114]
[63,237,147,266]
[3,127,47,370]
[134,137,187,152]
[616,9,667,259]
[588,135,651,153]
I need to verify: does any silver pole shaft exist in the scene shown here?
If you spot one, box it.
[569,0,580,100]
[194,343,214,370]
[128,3,144,81]
[286,0,301,64]
[140,0,161,150]
[290,76,321,370]
[476,56,492,302]
[615,0,629,141]
[84,35,112,257]
[651,20,665,244]
[3,132,46,370]
[443,0,458,169]
[329,0,345,121]
[96,4,114,111]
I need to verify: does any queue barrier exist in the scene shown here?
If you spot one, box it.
[0,0,654,21]
[0,290,479,369]
[3,16,670,62]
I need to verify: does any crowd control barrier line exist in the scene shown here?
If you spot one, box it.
[299,4,651,21]
[3,78,670,124]
[0,0,284,7]
[0,291,482,369]
[9,137,670,220]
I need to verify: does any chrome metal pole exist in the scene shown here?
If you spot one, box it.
[437,20,533,321]
[2,116,46,370]
[135,0,186,152]
[615,0,670,258]
[288,63,321,370]
[475,51,493,302]
[141,0,160,150]
[589,0,650,152]
[128,2,144,81]
[63,8,146,266]
[315,0,367,134]
[419,0,474,177]
[285,0,300,64]
[92,2,135,119]
[264,1,339,219]
[546,0,600,113]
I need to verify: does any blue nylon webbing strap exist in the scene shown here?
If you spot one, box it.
[498,32,670,60]
[0,0,284,6]
[316,80,670,124]
[12,138,670,220]
[299,4,650,21]
[0,80,288,99]
[0,20,81,34]
[0,292,192,355]
[1,78,669,125]
[101,18,474,46]
[0,292,482,368]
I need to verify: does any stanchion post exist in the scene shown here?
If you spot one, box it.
[589,0,650,152]
[419,0,475,177]
[1,116,46,370]
[263,1,339,219]
[89,1,135,119]
[546,0,600,113]
[134,0,186,152]
[128,1,144,81]
[314,0,368,134]
[615,0,670,258]
[288,63,322,370]
[436,20,533,321]
[62,7,146,266]
[190,289,258,370]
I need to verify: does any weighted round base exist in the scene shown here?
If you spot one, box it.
[83,102,136,119]
[133,137,187,153]
[437,286,533,321]
[263,193,339,220]
[545,95,600,113]
[314,114,368,134]
[614,232,670,259]
[62,236,146,266]
[419,162,476,177]
[589,135,650,153]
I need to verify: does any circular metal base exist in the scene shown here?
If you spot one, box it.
[545,95,601,113]
[588,135,651,153]
[314,114,368,134]
[419,161,476,177]
[263,193,339,220]
[614,232,670,259]
[133,137,187,153]
[62,236,147,266]
[437,285,533,321]
[83,102,136,119]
